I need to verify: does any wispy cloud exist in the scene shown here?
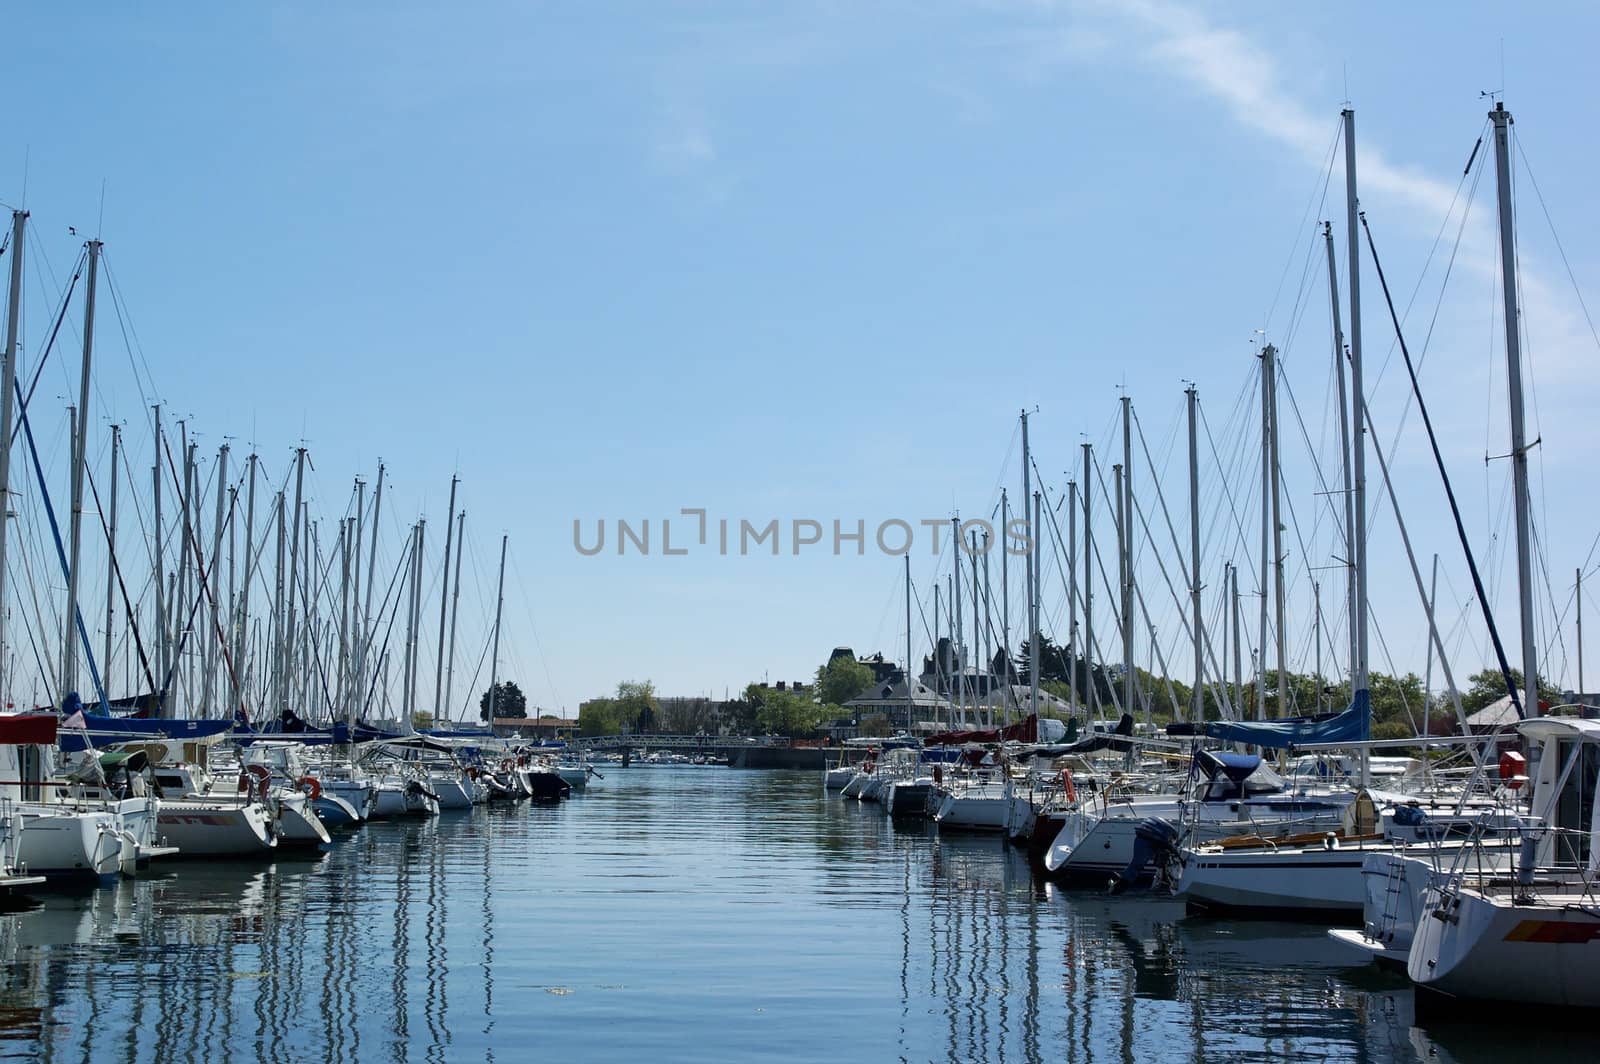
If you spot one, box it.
[1018,0,1593,419]
[652,103,717,174]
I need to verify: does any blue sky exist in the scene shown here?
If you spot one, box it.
[4,2,1599,717]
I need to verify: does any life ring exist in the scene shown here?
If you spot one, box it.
[1058,767,1077,804]
[244,764,272,803]
[298,776,322,801]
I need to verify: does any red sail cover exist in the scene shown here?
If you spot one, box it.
[923,713,1037,747]
[0,714,58,745]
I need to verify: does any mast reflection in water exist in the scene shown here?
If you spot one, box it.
[0,768,1590,1063]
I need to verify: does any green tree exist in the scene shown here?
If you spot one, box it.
[1460,667,1559,713]
[578,698,624,736]
[815,656,875,706]
[613,680,660,733]
[753,688,827,738]
[479,680,528,722]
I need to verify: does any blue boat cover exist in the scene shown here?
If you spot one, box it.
[57,715,236,752]
[1203,689,1370,750]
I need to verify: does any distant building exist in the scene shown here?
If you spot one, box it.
[493,716,578,739]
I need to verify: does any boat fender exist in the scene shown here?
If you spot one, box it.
[298,776,322,801]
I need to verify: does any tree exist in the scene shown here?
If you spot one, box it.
[614,680,660,733]
[412,710,434,730]
[578,698,623,736]
[1460,667,1558,713]
[479,681,527,722]
[751,687,828,738]
[814,656,874,706]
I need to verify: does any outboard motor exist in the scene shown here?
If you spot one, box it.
[1109,816,1181,894]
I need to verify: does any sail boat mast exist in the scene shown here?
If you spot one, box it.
[0,211,25,705]
[62,239,100,701]
[1490,101,1539,719]
[1343,108,1371,699]
[488,533,508,719]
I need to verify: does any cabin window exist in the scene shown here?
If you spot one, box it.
[20,746,42,803]
[1553,739,1598,868]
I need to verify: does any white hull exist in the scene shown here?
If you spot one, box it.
[1410,885,1600,1008]
[275,794,332,846]
[368,785,411,818]
[431,775,476,810]
[933,783,1011,832]
[557,766,589,791]
[17,809,121,883]
[824,766,855,790]
[1178,843,1371,914]
[156,799,276,856]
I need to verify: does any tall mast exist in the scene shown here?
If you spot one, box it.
[1343,107,1371,705]
[1265,344,1287,716]
[932,582,942,719]
[1081,442,1095,718]
[152,405,167,702]
[1578,567,1585,704]
[981,529,995,723]
[62,238,100,701]
[1258,351,1271,721]
[432,475,458,718]
[349,478,364,718]
[362,464,384,707]
[0,211,26,706]
[444,509,466,723]
[179,436,196,709]
[904,554,913,730]
[1489,101,1538,720]
[284,447,306,714]
[404,519,425,725]
[970,529,980,727]
[201,443,228,711]
[337,517,350,720]
[1067,479,1078,715]
[1315,580,1324,714]
[1021,410,1036,714]
[1230,563,1243,714]
[174,427,191,707]
[1000,489,1009,693]
[1121,396,1136,723]
[1114,462,1128,716]
[1324,221,1358,691]
[272,490,286,716]
[952,516,965,725]
[1186,385,1203,724]
[1030,492,1042,722]
[488,533,508,719]
[104,424,120,692]
[1423,557,1438,743]
[236,452,258,715]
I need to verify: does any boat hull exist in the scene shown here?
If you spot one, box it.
[1409,886,1600,1009]
[17,810,121,884]
[156,800,276,857]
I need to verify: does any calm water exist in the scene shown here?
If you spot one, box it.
[0,767,1587,1063]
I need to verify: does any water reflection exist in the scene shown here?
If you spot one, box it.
[0,768,1587,1063]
